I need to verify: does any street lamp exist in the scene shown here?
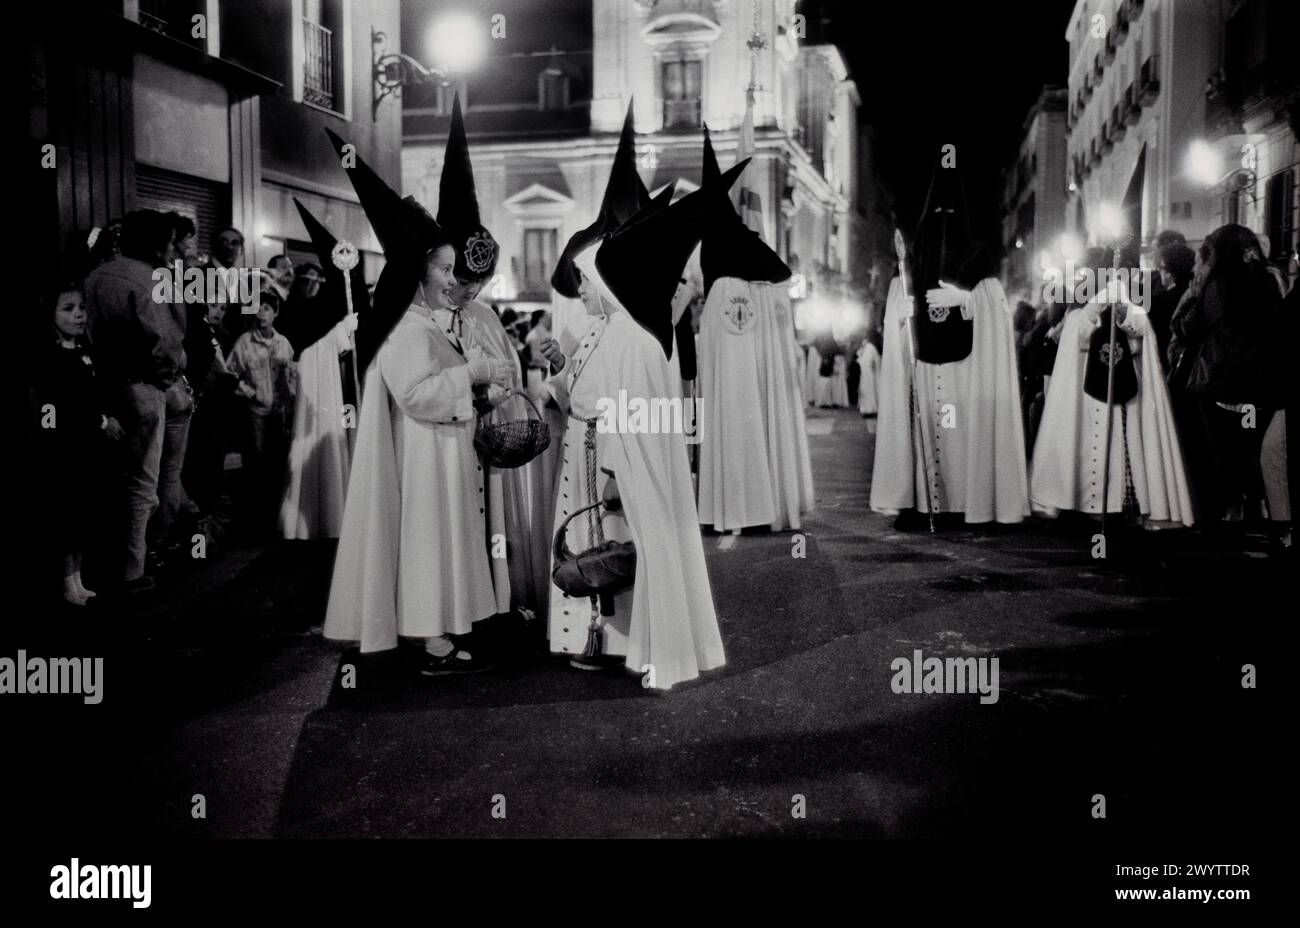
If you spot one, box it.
[1186,139,1222,187]
[372,12,489,121]
[428,11,487,73]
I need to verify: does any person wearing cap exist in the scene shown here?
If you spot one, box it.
[544,175,728,691]
[320,131,514,673]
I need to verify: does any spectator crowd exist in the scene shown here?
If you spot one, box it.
[27,209,562,606]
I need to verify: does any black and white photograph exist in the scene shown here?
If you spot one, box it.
[10,0,1294,910]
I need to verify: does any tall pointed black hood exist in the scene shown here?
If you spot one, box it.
[698,125,790,293]
[437,93,500,284]
[324,127,447,264]
[595,157,750,359]
[551,101,651,298]
[285,198,373,355]
[324,128,451,369]
[909,152,999,292]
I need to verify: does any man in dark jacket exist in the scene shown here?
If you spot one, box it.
[85,209,192,591]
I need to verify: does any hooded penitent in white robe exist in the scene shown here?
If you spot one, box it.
[546,253,724,691]
[1030,305,1194,525]
[279,319,352,539]
[462,298,551,617]
[323,307,498,652]
[870,276,1029,524]
[857,340,880,415]
[698,277,814,531]
[808,348,850,407]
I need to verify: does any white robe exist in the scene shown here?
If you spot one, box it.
[1030,305,1194,525]
[807,346,850,407]
[870,278,914,514]
[548,304,724,691]
[857,341,880,415]
[279,319,352,540]
[870,276,1029,524]
[462,298,551,617]
[323,307,497,652]
[698,277,813,531]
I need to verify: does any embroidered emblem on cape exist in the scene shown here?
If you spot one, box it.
[723,296,755,334]
[464,231,498,275]
[1098,341,1125,367]
[927,304,950,323]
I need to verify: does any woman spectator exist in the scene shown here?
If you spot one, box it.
[1149,241,1196,372]
[1169,224,1283,524]
[34,284,125,604]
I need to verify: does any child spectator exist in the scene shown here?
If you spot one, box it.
[226,294,296,533]
[35,284,125,605]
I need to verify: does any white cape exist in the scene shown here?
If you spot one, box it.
[1030,305,1194,525]
[807,346,850,407]
[548,269,724,690]
[870,276,1029,523]
[323,309,498,652]
[280,320,352,540]
[857,341,879,415]
[463,298,548,617]
[698,277,812,531]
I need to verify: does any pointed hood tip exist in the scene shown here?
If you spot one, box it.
[437,90,500,283]
[291,198,373,335]
[552,99,649,294]
[596,176,708,359]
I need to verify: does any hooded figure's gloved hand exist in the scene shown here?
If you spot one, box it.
[468,357,514,388]
[925,281,972,309]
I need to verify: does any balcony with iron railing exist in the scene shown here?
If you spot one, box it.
[303,18,334,110]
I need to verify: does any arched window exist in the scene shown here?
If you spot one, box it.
[661,58,702,128]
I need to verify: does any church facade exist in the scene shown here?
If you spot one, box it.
[401,0,873,316]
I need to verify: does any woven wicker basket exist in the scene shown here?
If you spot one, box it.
[474,389,551,468]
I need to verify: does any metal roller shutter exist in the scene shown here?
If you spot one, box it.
[135,164,230,257]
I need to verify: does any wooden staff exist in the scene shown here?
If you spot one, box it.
[1098,233,1132,539]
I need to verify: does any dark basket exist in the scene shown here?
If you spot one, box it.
[474,389,551,469]
[552,501,637,599]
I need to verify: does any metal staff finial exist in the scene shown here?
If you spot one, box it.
[331,240,363,405]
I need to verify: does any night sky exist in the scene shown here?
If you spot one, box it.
[811,0,1077,250]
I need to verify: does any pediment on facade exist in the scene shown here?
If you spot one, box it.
[503,182,575,216]
[641,1,722,47]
